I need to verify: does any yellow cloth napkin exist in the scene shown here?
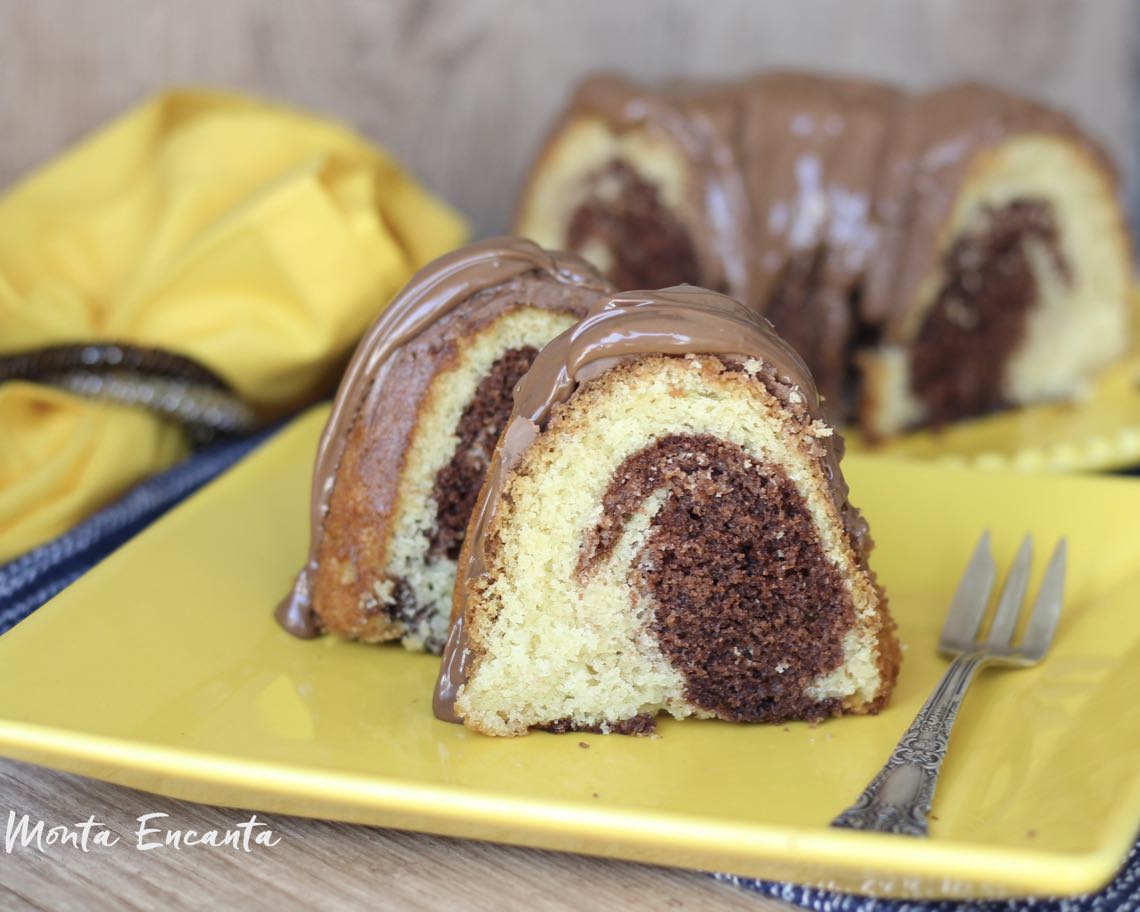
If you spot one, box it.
[0,89,468,561]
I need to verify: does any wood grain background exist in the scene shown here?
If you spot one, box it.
[0,0,1136,236]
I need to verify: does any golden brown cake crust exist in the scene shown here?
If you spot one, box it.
[277,238,612,643]
[312,285,571,639]
[436,289,899,732]
[445,355,897,733]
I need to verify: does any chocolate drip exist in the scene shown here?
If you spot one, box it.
[433,613,471,722]
[276,238,611,638]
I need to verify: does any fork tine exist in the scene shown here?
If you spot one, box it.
[940,531,996,651]
[985,535,1034,648]
[1020,538,1067,658]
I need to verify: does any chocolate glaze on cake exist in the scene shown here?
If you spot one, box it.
[524,73,1114,414]
[276,238,610,640]
[434,286,870,722]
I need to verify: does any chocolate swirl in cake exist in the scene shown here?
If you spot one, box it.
[434,286,867,721]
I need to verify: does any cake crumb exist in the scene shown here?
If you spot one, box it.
[578,741,590,749]
[1027,829,1037,838]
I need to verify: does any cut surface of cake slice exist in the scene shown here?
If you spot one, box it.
[277,238,611,652]
[435,288,899,735]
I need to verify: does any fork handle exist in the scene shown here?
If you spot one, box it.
[830,652,987,836]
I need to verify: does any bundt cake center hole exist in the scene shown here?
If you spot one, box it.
[910,197,1070,425]
[761,244,853,416]
[430,346,539,561]
[844,285,880,420]
[566,159,701,290]
[583,433,856,723]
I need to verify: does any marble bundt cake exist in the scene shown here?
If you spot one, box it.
[515,73,1132,437]
[277,238,611,652]
[435,287,899,736]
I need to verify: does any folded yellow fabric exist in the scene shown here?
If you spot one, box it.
[0,89,468,561]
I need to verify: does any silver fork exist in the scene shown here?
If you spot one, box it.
[831,531,1067,836]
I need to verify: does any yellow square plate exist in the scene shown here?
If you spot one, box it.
[845,294,1140,473]
[0,406,1137,899]
[845,350,1140,472]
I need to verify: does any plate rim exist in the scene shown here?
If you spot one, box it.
[1,406,1137,899]
[0,715,1132,899]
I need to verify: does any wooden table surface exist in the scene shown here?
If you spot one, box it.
[0,757,792,911]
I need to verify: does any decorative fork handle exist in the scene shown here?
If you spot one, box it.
[831,652,987,836]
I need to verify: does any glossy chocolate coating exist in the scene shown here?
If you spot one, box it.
[522,73,1114,387]
[276,238,610,637]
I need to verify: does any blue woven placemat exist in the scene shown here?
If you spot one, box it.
[715,841,1138,910]
[0,430,1136,910]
